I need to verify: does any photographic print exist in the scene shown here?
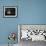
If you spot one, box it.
[3,6,17,18]
[18,24,46,41]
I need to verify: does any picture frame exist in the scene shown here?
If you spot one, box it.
[18,24,46,42]
[3,6,17,18]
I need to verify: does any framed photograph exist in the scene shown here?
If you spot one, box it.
[18,24,46,42]
[3,6,17,18]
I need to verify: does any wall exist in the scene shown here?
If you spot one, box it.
[0,0,18,44]
[0,0,46,45]
[18,0,46,24]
